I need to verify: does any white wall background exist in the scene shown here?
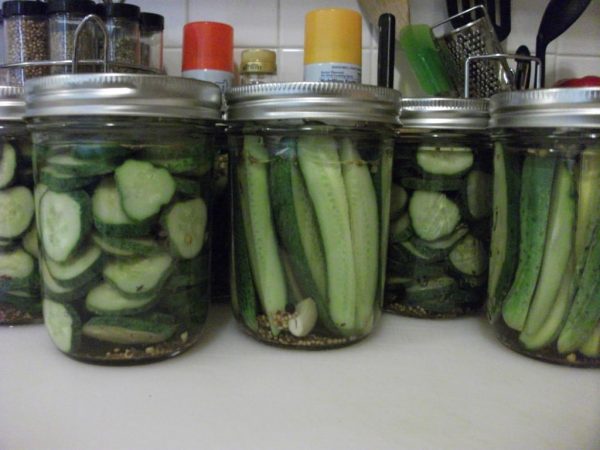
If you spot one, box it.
[137,0,600,91]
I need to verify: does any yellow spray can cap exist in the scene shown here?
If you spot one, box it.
[304,8,362,65]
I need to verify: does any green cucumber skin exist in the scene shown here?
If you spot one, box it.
[39,168,98,192]
[487,144,521,323]
[43,298,81,353]
[46,155,116,177]
[269,139,337,333]
[238,136,287,332]
[297,135,357,334]
[44,245,104,289]
[579,322,600,358]
[557,216,600,353]
[82,313,177,345]
[521,162,576,338]
[340,138,379,332]
[502,155,556,331]
[231,179,258,332]
[401,176,463,192]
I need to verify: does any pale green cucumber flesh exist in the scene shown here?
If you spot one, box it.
[44,244,103,288]
[0,186,34,239]
[579,323,600,357]
[43,298,81,353]
[465,170,493,220]
[82,313,176,344]
[0,142,17,189]
[164,198,207,259]
[389,183,408,220]
[0,248,35,290]
[103,252,173,297]
[86,282,157,315]
[449,234,488,277]
[416,145,474,176]
[409,190,461,241]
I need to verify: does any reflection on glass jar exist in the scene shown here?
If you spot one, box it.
[0,86,40,324]
[488,88,600,367]
[226,83,400,349]
[26,75,222,363]
[386,98,491,318]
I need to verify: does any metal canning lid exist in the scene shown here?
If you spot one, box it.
[400,98,489,130]
[0,86,25,121]
[490,87,600,128]
[24,74,222,120]
[226,82,401,124]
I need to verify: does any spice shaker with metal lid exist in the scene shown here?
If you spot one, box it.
[47,0,96,74]
[487,87,600,367]
[386,98,492,318]
[240,49,277,85]
[95,3,141,68]
[140,12,164,71]
[226,82,400,348]
[2,1,49,86]
[0,86,41,324]
[25,74,221,364]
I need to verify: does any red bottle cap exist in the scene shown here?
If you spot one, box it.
[182,22,234,72]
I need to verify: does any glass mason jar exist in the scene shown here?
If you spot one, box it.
[226,83,401,349]
[386,98,492,318]
[25,74,221,364]
[488,88,600,368]
[139,12,164,72]
[47,0,96,75]
[3,1,49,86]
[0,86,40,324]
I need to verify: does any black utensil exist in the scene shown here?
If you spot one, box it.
[515,45,531,90]
[377,13,395,89]
[536,0,592,87]
[446,0,511,42]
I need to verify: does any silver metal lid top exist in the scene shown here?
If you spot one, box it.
[400,98,489,130]
[0,86,25,121]
[226,82,401,124]
[25,74,222,120]
[490,87,600,128]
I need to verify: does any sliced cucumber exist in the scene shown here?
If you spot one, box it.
[70,142,129,160]
[409,190,461,241]
[82,313,176,345]
[34,183,49,231]
[43,298,81,353]
[464,170,493,220]
[92,178,152,238]
[449,234,488,277]
[416,145,473,176]
[387,257,449,280]
[47,154,116,177]
[389,212,412,244]
[148,157,211,176]
[390,183,408,220]
[39,167,97,192]
[0,290,40,312]
[502,155,556,331]
[39,189,91,262]
[22,225,39,258]
[389,240,444,264]
[403,276,459,310]
[579,323,600,358]
[163,256,209,291]
[40,258,86,303]
[103,252,173,297]
[400,176,463,192]
[0,142,17,189]
[115,160,176,221]
[0,186,34,239]
[0,248,36,290]
[91,233,160,257]
[412,224,468,252]
[45,244,103,289]
[163,198,207,259]
[85,282,157,315]
[174,177,204,197]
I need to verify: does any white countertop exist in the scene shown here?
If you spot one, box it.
[1,304,599,450]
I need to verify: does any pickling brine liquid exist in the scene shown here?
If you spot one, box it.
[487,140,600,367]
[0,132,41,324]
[230,129,393,348]
[385,136,493,318]
[30,118,215,363]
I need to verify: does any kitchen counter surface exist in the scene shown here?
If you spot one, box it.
[1,304,599,450]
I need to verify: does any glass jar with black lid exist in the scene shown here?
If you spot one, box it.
[140,12,164,72]
[95,3,140,68]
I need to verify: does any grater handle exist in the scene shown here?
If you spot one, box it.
[464,54,542,98]
[432,4,492,36]
[72,15,109,74]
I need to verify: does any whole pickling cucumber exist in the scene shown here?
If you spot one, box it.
[237,136,287,334]
[502,155,556,331]
[340,138,379,333]
[297,135,357,334]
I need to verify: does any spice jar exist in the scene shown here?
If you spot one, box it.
[96,3,140,69]
[226,82,400,348]
[140,12,163,71]
[487,88,600,368]
[386,98,491,318]
[0,86,40,324]
[25,74,221,364]
[240,49,277,85]
[2,1,49,86]
[48,0,96,74]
